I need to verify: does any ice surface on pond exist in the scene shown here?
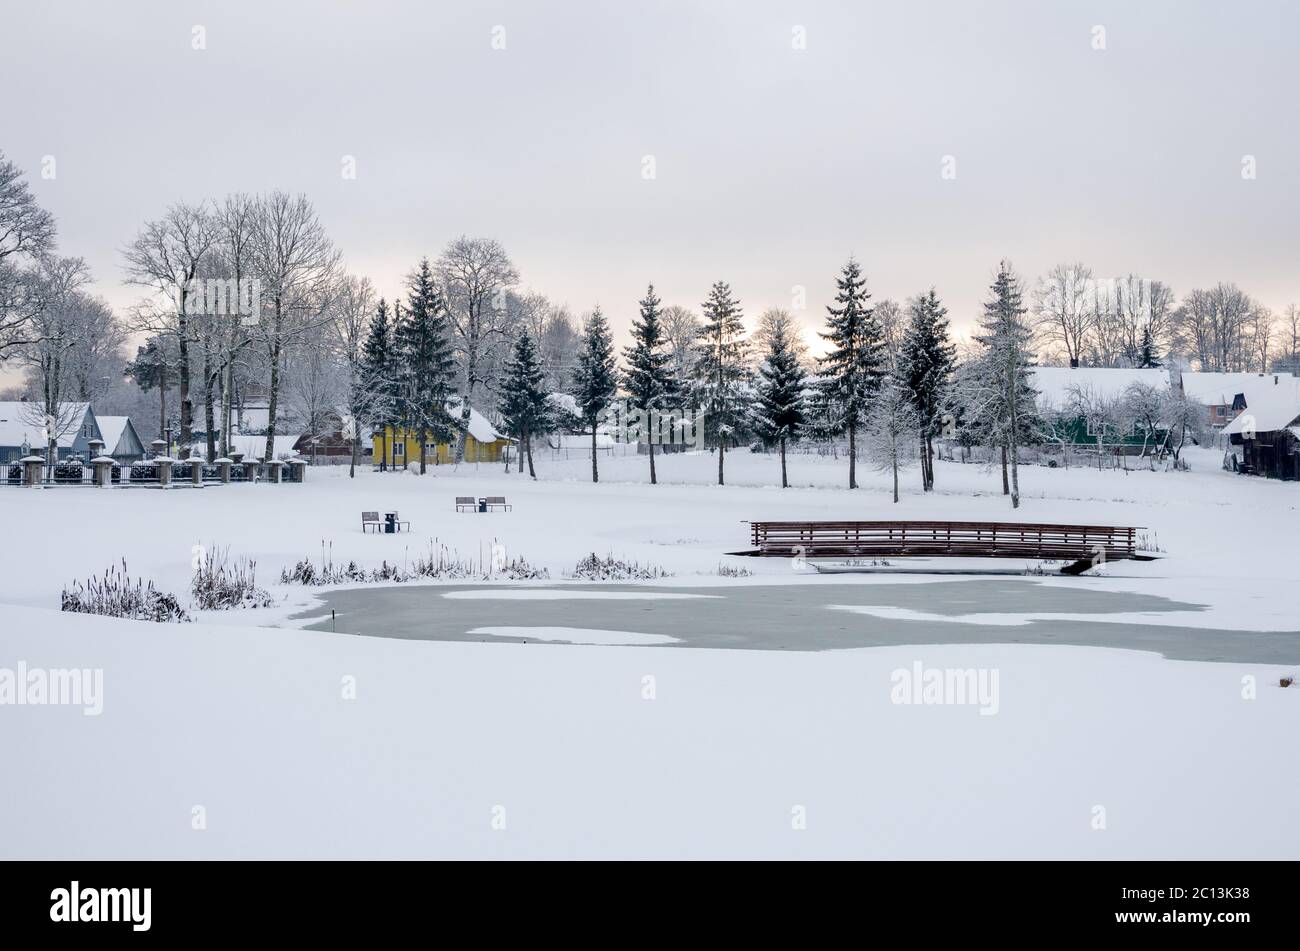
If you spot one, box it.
[467,626,680,645]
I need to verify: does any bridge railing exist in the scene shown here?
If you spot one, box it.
[748,520,1140,561]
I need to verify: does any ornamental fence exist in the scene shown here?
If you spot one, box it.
[3,458,306,487]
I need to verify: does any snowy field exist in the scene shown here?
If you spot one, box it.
[2,447,1298,858]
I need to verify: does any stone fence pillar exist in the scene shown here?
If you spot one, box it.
[157,458,174,487]
[20,455,44,486]
[215,458,233,484]
[288,459,307,483]
[92,456,116,487]
[267,459,284,484]
[191,460,204,487]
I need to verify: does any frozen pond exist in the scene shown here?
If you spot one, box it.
[294,579,1300,664]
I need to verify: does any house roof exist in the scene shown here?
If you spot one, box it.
[1221,379,1300,435]
[94,416,137,454]
[1029,367,1172,409]
[446,399,507,443]
[227,434,305,461]
[0,402,91,448]
[1180,371,1296,407]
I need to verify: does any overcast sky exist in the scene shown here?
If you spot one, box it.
[4,0,1300,352]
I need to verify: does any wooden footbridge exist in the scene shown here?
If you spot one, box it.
[740,520,1157,575]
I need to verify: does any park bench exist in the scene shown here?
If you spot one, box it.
[455,496,477,512]
[484,496,512,512]
[363,510,410,533]
[742,520,1157,575]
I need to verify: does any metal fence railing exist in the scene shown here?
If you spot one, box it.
[3,459,306,486]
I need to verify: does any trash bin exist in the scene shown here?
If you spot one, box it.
[385,513,396,533]
[478,498,487,513]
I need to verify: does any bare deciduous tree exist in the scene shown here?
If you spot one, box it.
[250,191,341,463]
[1172,283,1255,371]
[122,200,217,458]
[436,236,519,460]
[1033,263,1095,367]
[1113,276,1175,367]
[326,273,376,476]
[0,151,58,358]
[16,256,93,462]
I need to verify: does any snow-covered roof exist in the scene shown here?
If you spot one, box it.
[446,399,506,444]
[94,416,135,454]
[1180,371,1296,407]
[0,402,91,448]
[1029,367,1172,409]
[1221,379,1300,435]
[234,406,271,433]
[227,434,305,461]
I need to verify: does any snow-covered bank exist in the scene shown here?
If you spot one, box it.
[2,605,1296,860]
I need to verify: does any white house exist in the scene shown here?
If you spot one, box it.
[0,402,101,463]
[1180,371,1298,430]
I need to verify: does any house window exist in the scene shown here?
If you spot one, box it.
[394,442,403,457]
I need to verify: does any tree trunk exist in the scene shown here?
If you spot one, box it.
[177,323,192,460]
[263,297,282,464]
[456,341,477,463]
[349,431,357,478]
[526,431,536,478]
[591,423,599,483]
[1000,445,1009,495]
[779,437,788,488]
[220,355,234,458]
[1010,447,1021,509]
[847,424,857,489]
[203,363,216,461]
[419,427,428,474]
[648,439,657,485]
[718,439,725,486]
[892,458,899,503]
[264,340,281,463]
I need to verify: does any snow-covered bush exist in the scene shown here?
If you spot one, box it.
[61,561,190,623]
[192,547,275,610]
[566,553,672,581]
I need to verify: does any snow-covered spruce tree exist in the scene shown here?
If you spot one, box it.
[695,280,749,485]
[363,298,398,468]
[499,328,549,478]
[970,262,1038,508]
[866,374,920,503]
[899,288,956,492]
[396,258,457,474]
[754,320,808,488]
[570,305,619,483]
[817,258,886,488]
[622,283,676,485]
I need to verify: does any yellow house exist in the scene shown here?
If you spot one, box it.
[371,401,512,467]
